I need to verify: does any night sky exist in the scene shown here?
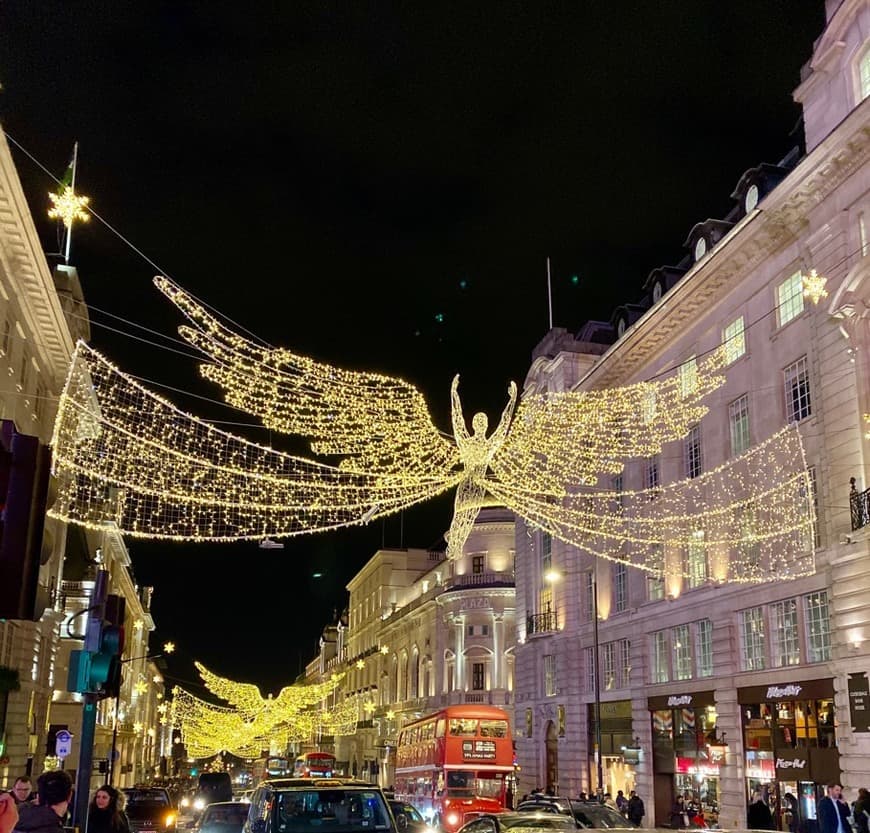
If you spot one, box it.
[0,1,825,695]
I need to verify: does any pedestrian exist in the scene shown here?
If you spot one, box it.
[616,791,628,816]
[853,788,870,833]
[505,786,514,811]
[86,785,130,833]
[604,793,618,811]
[671,795,688,829]
[6,779,32,808]
[818,783,851,833]
[628,791,645,828]
[14,771,73,833]
[747,791,774,830]
[782,792,799,833]
[0,794,18,833]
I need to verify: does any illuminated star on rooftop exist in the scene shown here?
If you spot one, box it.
[47,185,90,228]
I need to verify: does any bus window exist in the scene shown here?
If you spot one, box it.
[479,720,508,738]
[449,719,477,736]
[436,719,446,738]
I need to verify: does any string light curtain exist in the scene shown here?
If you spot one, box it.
[48,276,816,581]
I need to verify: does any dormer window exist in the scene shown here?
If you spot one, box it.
[616,317,627,338]
[651,281,663,303]
[860,44,870,101]
[694,237,707,261]
[744,183,760,213]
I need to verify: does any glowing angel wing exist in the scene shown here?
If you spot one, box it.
[155,276,460,478]
[48,342,462,540]
[490,349,729,493]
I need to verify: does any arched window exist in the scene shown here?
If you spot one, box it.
[399,651,409,701]
[410,646,420,698]
[389,655,398,703]
[444,649,455,693]
[859,43,870,102]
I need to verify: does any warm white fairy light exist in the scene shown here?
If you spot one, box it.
[47,277,814,583]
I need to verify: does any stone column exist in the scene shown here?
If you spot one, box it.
[493,613,504,690]
[455,617,465,691]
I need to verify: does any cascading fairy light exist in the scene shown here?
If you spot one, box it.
[47,275,818,583]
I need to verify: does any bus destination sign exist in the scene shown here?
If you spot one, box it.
[462,739,497,760]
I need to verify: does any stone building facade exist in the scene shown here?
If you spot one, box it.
[514,1,870,827]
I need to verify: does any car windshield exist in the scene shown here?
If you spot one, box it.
[499,816,577,830]
[201,804,250,832]
[123,791,171,820]
[274,789,393,833]
[570,806,631,829]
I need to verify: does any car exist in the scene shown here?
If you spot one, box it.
[123,787,178,833]
[192,801,251,833]
[457,812,578,833]
[515,799,633,830]
[192,774,234,816]
[243,777,397,833]
[387,800,436,833]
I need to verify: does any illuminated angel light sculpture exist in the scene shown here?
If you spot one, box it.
[48,276,816,583]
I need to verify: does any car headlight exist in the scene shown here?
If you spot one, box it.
[165,813,177,827]
[194,799,205,811]
[181,798,190,808]
[446,813,460,827]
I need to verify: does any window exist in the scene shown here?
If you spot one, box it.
[784,356,812,422]
[776,271,804,327]
[740,607,766,671]
[679,356,698,398]
[644,455,660,495]
[860,47,870,101]
[603,642,616,690]
[652,631,669,683]
[541,531,552,571]
[771,599,800,667]
[686,531,707,588]
[472,662,485,691]
[684,424,702,478]
[729,394,751,456]
[723,316,746,364]
[0,319,9,356]
[805,591,832,663]
[543,654,556,696]
[860,212,869,258]
[472,554,485,574]
[584,572,595,622]
[648,574,665,601]
[613,562,627,613]
[696,619,713,678]
[611,475,624,513]
[807,467,820,549]
[467,624,490,637]
[619,639,631,686]
[673,624,692,681]
[584,647,596,693]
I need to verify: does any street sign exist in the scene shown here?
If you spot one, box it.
[55,729,72,759]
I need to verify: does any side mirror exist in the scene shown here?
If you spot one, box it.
[396,814,408,831]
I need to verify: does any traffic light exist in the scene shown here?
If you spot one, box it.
[66,588,126,698]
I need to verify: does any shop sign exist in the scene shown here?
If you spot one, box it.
[675,757,720,776]
[462,739,496,760]
[745,758,775,780]
[461,597,491,611]
[738,678,833,703]
[848,672,870,733]
[648,690,715,710]
[774,755,809,779]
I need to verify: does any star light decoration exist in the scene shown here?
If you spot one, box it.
[47,185,90,229]
[802,269,829,304]
[47,276,817,584]
[134,680,148,696]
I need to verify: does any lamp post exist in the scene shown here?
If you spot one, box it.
[109,642,174,784]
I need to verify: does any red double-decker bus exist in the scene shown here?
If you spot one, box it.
[293,751,337,777]
[394,705,512,832]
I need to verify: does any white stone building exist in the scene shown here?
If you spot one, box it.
[514,1,870,828]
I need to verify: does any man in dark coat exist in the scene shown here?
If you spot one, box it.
[818,783,851,833]
[14,771,73,833]
[627,791,645,827]
[747,792,775,830]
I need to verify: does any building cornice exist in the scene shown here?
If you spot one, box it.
[578,102,870,389]
[0,129,75,386]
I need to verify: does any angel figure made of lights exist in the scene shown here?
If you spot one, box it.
[48,276,816,583]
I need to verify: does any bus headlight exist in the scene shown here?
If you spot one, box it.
[446,813,460,827]
[194,799,205,811]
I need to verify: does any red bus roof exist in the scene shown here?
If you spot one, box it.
[400,705,511,731]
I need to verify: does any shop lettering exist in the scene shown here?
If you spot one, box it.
[776,758,806,769]
[461,598,491,610]
[766,685,802,698]
[667,695,693,706]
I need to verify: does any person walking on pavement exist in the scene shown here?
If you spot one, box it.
[747,791,775,830]
[14,771,73,833]
[853,788,870,833]
[818,783,851,833]
[86,785,130,833]
[627,791,645,828]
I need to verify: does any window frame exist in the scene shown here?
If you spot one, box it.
[776,270,805,328]
[723,315,746,364]
[684,424,702,478]
[784,355,812,423]
[729,393,751,457]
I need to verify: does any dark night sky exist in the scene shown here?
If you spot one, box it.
[0,1,825,694]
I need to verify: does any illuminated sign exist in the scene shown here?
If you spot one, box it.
[675,757,719,776]
[462,740,496,760]
[766,685,803,699]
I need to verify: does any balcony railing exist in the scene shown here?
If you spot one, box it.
[527,610,558,635]
[450,571,515,589]
[851,478,869,531]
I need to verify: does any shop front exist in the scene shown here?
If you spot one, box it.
[587,700,636,798]
[648,691,720,829]
[739,678,840,832]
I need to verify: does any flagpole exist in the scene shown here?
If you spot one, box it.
[63,142,79,265]
[546,257,553,329]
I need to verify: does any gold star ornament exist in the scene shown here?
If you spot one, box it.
[802,269,828,304]
[47,185,90,228]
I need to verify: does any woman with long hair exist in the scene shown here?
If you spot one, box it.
[87,785,130,833]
